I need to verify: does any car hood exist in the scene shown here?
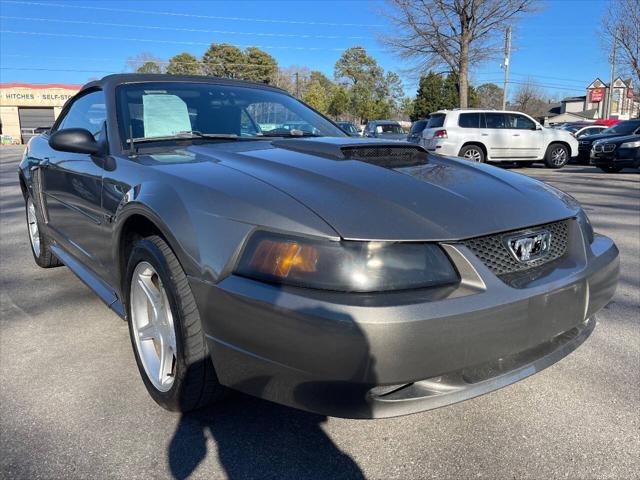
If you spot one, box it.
[155,138,580,241]
[580,131,633,143]
[598,134,640,145]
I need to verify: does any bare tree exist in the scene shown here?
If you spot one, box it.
[511,78,549,117]
[382,0,539,107]
[602,0,640,89]
[126,52,164,73]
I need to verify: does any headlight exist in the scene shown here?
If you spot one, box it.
[235,231,459,292]
[620,140,640,149]
[576,209,594,244]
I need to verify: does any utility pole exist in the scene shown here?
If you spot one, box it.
[294,72,300,98]
[607,28,618,119]
[502,26,512,110]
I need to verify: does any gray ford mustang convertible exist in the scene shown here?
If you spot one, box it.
[19,74,619,418]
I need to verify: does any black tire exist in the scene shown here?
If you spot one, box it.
[25,194,62,268]
[125,235,224,412]
[458,144,485,163]
[544,143,569,169]
[598,165,623,173]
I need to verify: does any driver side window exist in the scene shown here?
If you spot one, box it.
[57,90,107,138]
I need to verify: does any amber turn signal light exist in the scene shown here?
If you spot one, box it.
[248,239,318,278]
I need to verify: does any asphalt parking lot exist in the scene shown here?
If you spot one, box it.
[1,144,638,480]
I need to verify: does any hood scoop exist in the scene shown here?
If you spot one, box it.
[271,137,428,168]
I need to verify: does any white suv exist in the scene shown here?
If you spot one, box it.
[420,109,578,168]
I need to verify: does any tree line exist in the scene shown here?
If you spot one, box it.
[129,45,409,124]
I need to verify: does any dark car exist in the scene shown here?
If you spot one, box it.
[590,134,640,172]
[577,119,640,164]
[407,119,428,143]
[363,120,406,140]
[18,74,619,419]
[336,121,360,136]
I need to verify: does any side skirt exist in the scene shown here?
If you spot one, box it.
[49,244,126,319]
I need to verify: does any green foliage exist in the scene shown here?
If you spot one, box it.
[136,61,162,74]
[412,72,445,120]
[303,81,331,114]
[202,43,245,78]
[412,72,479,119]
[243,47,278,83]
[328,85,350,117]
[334,46,382,87]
[166,53,200,75]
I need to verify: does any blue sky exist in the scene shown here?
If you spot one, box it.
[0,0,611,100]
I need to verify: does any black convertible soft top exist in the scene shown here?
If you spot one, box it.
[79,73,288,95]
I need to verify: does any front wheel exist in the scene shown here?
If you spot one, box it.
[125,235,224,412]
[458,145,485,163]
[544,144,569,169]
[25,195,62,268]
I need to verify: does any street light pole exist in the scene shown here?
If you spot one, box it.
[502,26,512,110]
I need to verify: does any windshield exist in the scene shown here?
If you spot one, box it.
[410,120,428,134]
[603,121,640,136]
[426,114,445,128]
[116,82,346,147]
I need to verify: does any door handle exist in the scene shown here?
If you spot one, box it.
[513,134,520,137]
[481,133,489,136]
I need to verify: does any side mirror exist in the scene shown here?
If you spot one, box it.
[535,124,543,130]
[49,128,101,155]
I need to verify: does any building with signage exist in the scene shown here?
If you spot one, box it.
[544,77,639,125]
[0,83,81,144]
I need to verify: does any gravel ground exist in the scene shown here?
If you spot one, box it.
[1,145,638,480]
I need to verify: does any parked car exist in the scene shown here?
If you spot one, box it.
[407,119,429,143]
[420,109,578,168]
[572,125,608,138]
[363,120,406,140]
[19,74,619,419]
[336,121,360,136]
[577,119,640,164]
[591,134,640,173]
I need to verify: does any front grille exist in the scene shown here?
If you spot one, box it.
[341,146,426,167]
[593,143,616,153]
[462,220,569,276]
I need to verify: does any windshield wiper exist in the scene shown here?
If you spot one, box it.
[128,131,240,145]
[258,132,324,138]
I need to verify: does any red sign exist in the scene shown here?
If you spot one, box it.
[590,88,605,102]
[628,89,635,98]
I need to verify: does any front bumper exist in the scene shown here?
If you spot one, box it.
[591,149,640,169]
[190,225,619,418]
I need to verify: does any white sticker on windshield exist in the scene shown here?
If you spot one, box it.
[142,94,191,138]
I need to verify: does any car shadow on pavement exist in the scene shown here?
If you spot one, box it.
[167,385,365,480]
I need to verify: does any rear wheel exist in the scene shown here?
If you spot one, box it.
[126,235,224,412]
[25,195,62,268]
[544,144,569,169]
[598,165,623,173]
[458,145,485,163]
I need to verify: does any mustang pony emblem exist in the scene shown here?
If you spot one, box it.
[507,230,551,263]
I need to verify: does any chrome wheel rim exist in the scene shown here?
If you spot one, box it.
[462,148,482,162]
[27,198,41,257]
[551,147,567,166]
[130,261,177,392]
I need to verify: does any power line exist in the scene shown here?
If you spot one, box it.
[0,30,380,51]
[0,15,370,40]
[1,1,385,28]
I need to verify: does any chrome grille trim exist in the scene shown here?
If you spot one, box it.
[461,220,569,276]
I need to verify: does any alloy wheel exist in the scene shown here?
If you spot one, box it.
[463,149,482,162]
[27,198,41,257]
[130,261,177,392]
[550,147,567,166]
